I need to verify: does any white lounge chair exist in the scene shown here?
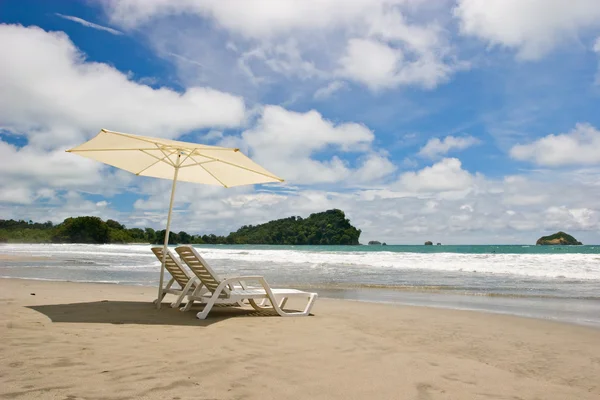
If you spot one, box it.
[151,247,201,308]
[175,245,318,319]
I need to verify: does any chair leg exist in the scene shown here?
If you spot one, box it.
[272,293,317,317]
[154,278,175,306]
[181,285,199,311]
[172,279,197,308]
[279,297,289,309]
[248,298,273,311]
[196,295,218,319]
[153,290,167,305]
[195,285,230,319]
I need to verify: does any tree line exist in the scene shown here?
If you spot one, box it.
[0,209,361,245]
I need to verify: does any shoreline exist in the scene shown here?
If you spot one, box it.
[1,278,599,399]
[3,276,600,329]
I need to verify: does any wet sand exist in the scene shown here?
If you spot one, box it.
[0,254,51,261]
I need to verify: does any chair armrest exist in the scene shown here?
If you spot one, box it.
[221,276,266,284]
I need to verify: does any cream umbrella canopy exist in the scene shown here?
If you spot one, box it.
[67,129,283,308]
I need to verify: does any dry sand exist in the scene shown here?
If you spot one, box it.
[1,278,599,400]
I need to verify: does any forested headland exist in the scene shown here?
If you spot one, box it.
[0,209,361,245]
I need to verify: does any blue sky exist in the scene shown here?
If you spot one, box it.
[1,0,600,244]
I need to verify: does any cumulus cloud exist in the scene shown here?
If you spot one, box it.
[0,24,245,147]
[543,206,599,231]
[126,164,600,244]
[0,23,246,206]
[239,106,395,185]
[510,123,600,166]
[102,0,462,92]
[55,13,123,35]
[418,135,480,159]
[105,0,402,37]
[454,0,600,60]
[338,39,400,90]
[397,158,476,192]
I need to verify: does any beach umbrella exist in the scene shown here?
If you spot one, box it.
[67,129,283,308]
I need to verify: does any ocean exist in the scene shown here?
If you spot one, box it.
[1,243,599,327]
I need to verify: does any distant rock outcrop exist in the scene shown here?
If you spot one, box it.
[536,232,582,246]
[436,243,442,246]
[368,241,382,245]
[424,241,433,246]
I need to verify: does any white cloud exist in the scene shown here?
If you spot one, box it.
[543,206,599,230]
[0,23,247,208]
[314,80,346,99]
[454,0,600,60]
[0,24,246,148]
[55,13,123,35]
[105,0,394,36]
[418,135,480,159]
[397,158,476,192]
[202,130,224,141]
[339,39,400,90]
[352,153,397,183]
[240,39,323,80]
[239,106,394,185]
[510,123,600,166]
[0,141,103,189]
[0,187,34,204]
[338,35,458,90]
[103,0,462,92]
[5,157,600,244]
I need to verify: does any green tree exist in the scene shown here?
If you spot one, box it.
[144,228,156,243]
[108,228,133,243]
[52,217,110,244]
[106,219,125,230]
[154,230,179,245]
[178,231,192,243]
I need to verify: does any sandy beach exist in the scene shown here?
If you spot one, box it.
[1,279,599,400]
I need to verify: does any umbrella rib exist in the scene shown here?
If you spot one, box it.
[154,145,177,167]
[66,147,161,152]
[139,149,177,164]
[178,160,216,169]
[136,150,177,175]
[179,150,194,166]
[188,155,228,188]
[192,152,284,182]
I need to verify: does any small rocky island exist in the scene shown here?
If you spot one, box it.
[536,232,582,246]
[368,241,381,245]
[424,241,433,246]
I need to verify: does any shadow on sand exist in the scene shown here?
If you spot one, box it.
[28,301,281,327]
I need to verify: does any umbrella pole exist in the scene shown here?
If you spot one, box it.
[157,161,180,309]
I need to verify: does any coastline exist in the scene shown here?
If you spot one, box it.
[1,278,599,399]
[3,276,600,329]
[1,244,599,329]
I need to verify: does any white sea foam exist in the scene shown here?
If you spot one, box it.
[1,243,599,280]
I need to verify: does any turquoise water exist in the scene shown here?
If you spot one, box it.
[189,244,600,254]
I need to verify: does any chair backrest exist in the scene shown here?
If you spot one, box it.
[151,247,192,288]
[175,246,223,294]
